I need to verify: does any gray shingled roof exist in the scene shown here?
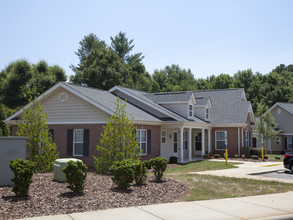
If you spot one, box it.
[114,86,187,121]
[144,91,193,103]
[115,87,251,124]
[195,97,210,106]
[277,102,293,114]
[194,88,251,124]
[64,83,161,122]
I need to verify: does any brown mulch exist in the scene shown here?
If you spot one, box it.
[0,171,188,220]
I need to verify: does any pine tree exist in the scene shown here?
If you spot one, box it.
[17,96,59,172]
[94,97,139,173]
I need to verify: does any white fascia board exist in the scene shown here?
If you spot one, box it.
[212,123,246,127]
[131,120,163,126]
[109,86,184,121]
[157,101,189,104]
[4,82,114,122]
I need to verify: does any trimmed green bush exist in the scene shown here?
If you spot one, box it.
[110,159,135,189]
[9,159,36,197]
[264,155,268,159]
[251,155,259,160]
[234,154,238,158]
[169,156,178,164]
[143,160,152,169]
[250,148,264,157]
[280,151,286,155]
[275,156,281,160]
[133,161,148,186]
[63,161,88,193]
[241,154,245,159]
[214,154,220,159]
[150,157,167,182]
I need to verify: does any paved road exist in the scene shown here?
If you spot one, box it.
[255,169,293,180]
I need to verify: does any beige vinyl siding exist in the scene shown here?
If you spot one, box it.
[271,106,293,133]
[41,88,111,122]
[160,128,181,160]
[194,106,205,121]
[271,136,282,152]
[113,90,168,118]
[162,103,188,118]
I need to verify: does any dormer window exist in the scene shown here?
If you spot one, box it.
[206,108,209,120]
[189,104,193,117]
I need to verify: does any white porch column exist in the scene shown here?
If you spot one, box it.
[202,128,205,156]
[180,127,184,163]
[208,129,211,154]
[188,128,192,161]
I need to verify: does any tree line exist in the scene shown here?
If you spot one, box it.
[1,31,293,135]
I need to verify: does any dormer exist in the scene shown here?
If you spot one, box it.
[194,97,212,122]
[241,89,247,102]
[187,94,196,120]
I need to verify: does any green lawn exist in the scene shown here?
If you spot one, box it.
[164,160,293,201]
[167,174,293,201]
[166,160,242,174]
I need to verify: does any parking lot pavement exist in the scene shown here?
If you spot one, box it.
[253,169,293,180]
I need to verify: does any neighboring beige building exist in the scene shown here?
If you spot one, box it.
[253,102,293,153]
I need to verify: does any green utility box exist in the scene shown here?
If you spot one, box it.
[53,158,82,182]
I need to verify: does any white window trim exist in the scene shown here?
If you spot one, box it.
[244,131,249,147]
[136,129,147,155]
[205,107,209,120]
[161,130,166,144]
[188,104,194,118]
[73,129,84,156]
[215,130,227,151]
[287,138,292,150]
[173,131,178,153]
[183,131,188,150]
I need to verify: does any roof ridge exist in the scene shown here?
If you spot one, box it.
[194,88,244,92]
[65,82,105,92]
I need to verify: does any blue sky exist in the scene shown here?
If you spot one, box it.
[1,0,293,79]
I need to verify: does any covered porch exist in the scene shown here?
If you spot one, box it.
[161,125,212,163]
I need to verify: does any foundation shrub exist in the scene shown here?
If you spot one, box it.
[110,159,135,189]
[169,156,178,164]
[63,161,88,193]
[9,159,36,197]
[150,157,168,182]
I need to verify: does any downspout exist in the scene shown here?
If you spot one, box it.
[237,124,240,157]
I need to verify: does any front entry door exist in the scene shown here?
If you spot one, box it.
[194,132,202,156]
[173,132,178,157]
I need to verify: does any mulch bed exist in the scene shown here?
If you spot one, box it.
[0,170,188,220]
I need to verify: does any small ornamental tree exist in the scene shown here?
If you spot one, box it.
[17,96,59,172]
[94,97,139,173]
[255,106,281,153]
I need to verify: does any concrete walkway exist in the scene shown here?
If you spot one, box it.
[192,160,293,183]
[22,192,293,220]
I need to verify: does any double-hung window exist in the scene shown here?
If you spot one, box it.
[183,131,188,149]
[275,137,280,144]
[73,129,84,156]
[189,104,193,117]
[216,131,226,150]
[161,130,166,144]
[287,138,293,150]
[206,108,209,120]
[244,131,249,147]
[136,129,147,155]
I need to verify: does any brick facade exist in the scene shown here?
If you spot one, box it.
[212,127,239,157]
[11,124,161,168]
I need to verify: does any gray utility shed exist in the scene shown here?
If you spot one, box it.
[0,137,27,186]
